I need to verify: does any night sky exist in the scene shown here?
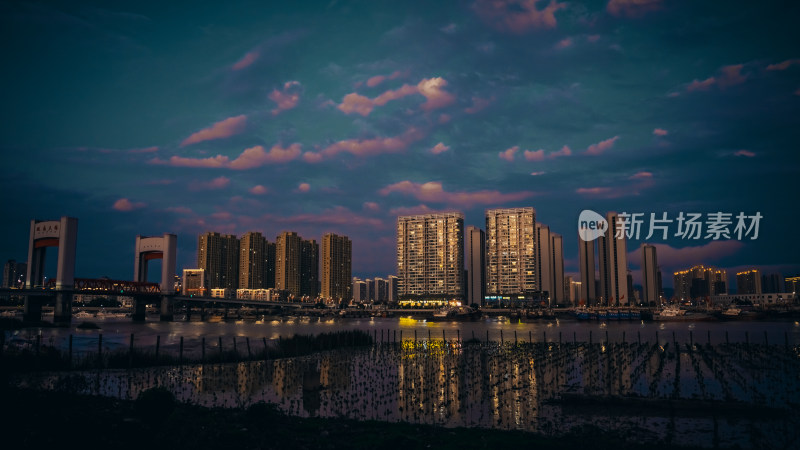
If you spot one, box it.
[2,0,799,288]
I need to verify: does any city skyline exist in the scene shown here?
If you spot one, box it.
[1,1,798,285]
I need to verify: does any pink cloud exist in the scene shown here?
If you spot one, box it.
[687,64,747,92]
[734,150,756,157]
[249,185,268,195]
[438,113,452,124]
[550,145,572,159]
[228,143,302,169]
[431,142,450,154]
[575,187,612,196]
[305,128,424,162]
[180,115,247,147]
[276,206,384,228]
[555,37,573,49]
[232,51,259,71]
[499,146,518,161]
[150,143,301,169]
[524,149,545,161]
[767,59,800,71]
[585,136,619,155]
[338,77,454,116]
[388,204,437,216]
[297,182,310,192]
[112,198,146,212]
[587,34,601,43]
[379,180,536,205]
[366,70,404,88]
[629,171,652,179]
[473,0,567,34]
[190,176,230,191]
[607,0,662,18]
[363,202,380,211]
[128,146,159,154]
[464,96,495,114]
[530,171,546,176]
[628,241,743,272]
[269,81,301,115]
[653,128,668,136]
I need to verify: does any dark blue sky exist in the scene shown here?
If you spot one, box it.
[1,0,798,287]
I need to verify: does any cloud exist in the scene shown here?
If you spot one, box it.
[550,145,572,158]
[150,143,301,169]
[438,113,451,124]
[499,146,518,161]
[363,201,380,211]
[555,37,573,49]
[575,187,613,196]
[249,185,268,195]
[629,171,653,179]
[338,77,454,116]
[431,142,450,154]
[128,146,159,154]
[228,143,302,169]
[766,59,800,71]
[304,128,424,162]
[269,81,301,115]
[585,136,619,155]
[379,180,536,205]
[388,204,437,216]
[276,206,384,228]
[607,0,663,18]
[112,198,145,211]
[297,182,310,192]
[473,0,567,34]
[366,70,404,88]
[180,115,247,147]
[734,150,756,157]
[190,176,230,190]
[530,171,546,176]
[524,149,545,161]
[653,128,668,136]
[686,64,747,92]
[628,241,744,272]
[464,96,495,114]
[232,50,259,70]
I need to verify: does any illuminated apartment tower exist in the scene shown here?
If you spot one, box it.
[465,226,486,305]
[300,239,319,298]
[674,265,728,301]
[485,208,537,299]
[535,223,552,299]
[321,233,352,301]
[550,233,565,305]
[598,212,629,306]
[396,213,464,300]
[641,244,659,304]
[578,234,597,305]
[276,231,301,297]
[239,231,266,289]
[197,232,239,290]
[736,269,762,294]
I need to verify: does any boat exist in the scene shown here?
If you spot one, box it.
[722,307,742,317]
[428,306,481,321]
[74,311,94,319]
[654,305,710,322]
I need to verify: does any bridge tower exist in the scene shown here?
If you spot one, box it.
[134,234,177,321]
[25,217,78,324]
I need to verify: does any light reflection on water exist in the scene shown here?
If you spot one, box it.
[13,341,800,448]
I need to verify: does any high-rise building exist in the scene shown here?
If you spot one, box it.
[485,208,537,300]
[2,260,27,288]
[321,233,352,301]
[300,239,319,299]
[239,231,266,290]
[276,231,301,297]
[396,212,464,300]
[761,273,784,294]
[550,233,564,305]
[182,268,206,296]
[535,223,552,300]
[198,232,239,290]
[598,212,629,306]
[578,234,596,306]
[737,269,762,295]
[264,241,276,289]
[786,276,800,295]
[673,265,727,302]
[374,277,388,303]
[387,275,399,303]
[465,226,486,306]
[641,244,659,304]
[568,278,582,305]
[352,278,368,303]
